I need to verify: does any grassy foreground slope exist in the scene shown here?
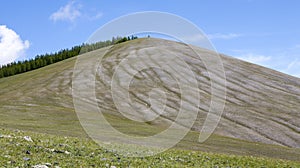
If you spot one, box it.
[0,38,300,162]
[1,128,300,167]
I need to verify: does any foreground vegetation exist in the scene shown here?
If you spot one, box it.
[1,128,299,167]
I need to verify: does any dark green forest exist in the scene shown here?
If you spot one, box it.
[0,36,137,78]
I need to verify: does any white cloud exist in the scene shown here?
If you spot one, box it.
[0,25,30,65]
[50,1,82,22]
[230,44,300,78]
[283,59,300,77]
[233,51,300,78]
[181,34,206,43]
[88,12,103,21]
[237,53,271,66]
[208,33,242,40]
[181,33,242,43]
[49,1,103,24]
[287,59,300,70]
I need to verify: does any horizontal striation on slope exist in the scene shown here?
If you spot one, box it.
[94,38,300,148]
[216,54,300,147]
[0,38,299,148]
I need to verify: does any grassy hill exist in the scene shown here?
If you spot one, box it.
[0,38,300,165]
[1,128,300,167]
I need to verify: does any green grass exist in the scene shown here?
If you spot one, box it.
[102,113,300,161]
[1,128,300,168]
[1,39,300,166]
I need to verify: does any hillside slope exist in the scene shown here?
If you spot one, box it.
[0,38,299,160]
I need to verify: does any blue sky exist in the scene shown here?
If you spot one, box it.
[0,0,299,77]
